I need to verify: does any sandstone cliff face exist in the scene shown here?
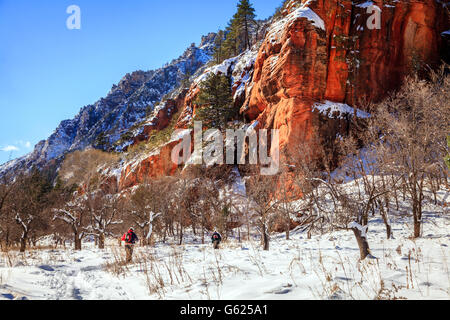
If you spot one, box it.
[118,140,181,190]
[242,0,449,155]
[112,0,448,190]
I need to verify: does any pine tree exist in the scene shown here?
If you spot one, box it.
[236,0,256,50]
[213,30,226,64]
[194,73,236,128]
[216,0,257,61]
[222,17,240,58]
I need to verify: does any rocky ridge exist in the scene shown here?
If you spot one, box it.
[0,33,218,178]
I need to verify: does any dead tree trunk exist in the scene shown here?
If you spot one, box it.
[285,214,290,241]
[349,207,373,261]
[412,191,423,239]
[19,232,28,253]
[98,233,105,249]
[262,222,270,251]
[179,224,183,246]
[74,232,82,251]
[378,200,393,239]
[351,226,371,260]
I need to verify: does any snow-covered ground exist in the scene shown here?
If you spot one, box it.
[1,199,448,300]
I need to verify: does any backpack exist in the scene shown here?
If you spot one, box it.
[125,231,133,243]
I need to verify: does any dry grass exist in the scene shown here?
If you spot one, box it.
[103,245,195,299]
[303,240,449,300]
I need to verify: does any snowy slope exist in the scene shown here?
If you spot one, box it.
[1,188,448,300]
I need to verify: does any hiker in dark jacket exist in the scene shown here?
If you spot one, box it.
[211,231,222,249]
[122,227,139,263]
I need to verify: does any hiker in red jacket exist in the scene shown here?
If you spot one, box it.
[122,227,139,263]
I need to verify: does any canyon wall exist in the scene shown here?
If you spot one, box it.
[114,0,449,189]
[243,0,448,155]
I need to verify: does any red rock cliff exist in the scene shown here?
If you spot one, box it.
[115,0,448,190]
[242,0,449,155]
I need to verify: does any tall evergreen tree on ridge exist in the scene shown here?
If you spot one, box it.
[236,0,256,51]
[216,0,257,63]
[213,30,226,64]
[223,16,240,59]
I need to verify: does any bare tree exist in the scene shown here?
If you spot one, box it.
[287,135,333,239]
[128,180,166,246]
[171,176,191,246]
[298,173,387,261]
[0,175,15,249]
[53,196,89,250]
[189,166,242,243]
[87,191,124,249]
[370,69,449,238]
[275,168,302,240]
[246,174,279,251]
[196,180,214,244]
[9,170,52,252]
[59,149,119,231]
[289,133,387,260]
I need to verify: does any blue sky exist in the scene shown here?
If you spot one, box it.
[0,0,280,165]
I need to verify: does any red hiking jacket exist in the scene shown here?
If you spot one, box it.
[122,230,138,244]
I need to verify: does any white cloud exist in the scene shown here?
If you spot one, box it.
[1,145,19,152]
[0,140,33,154]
